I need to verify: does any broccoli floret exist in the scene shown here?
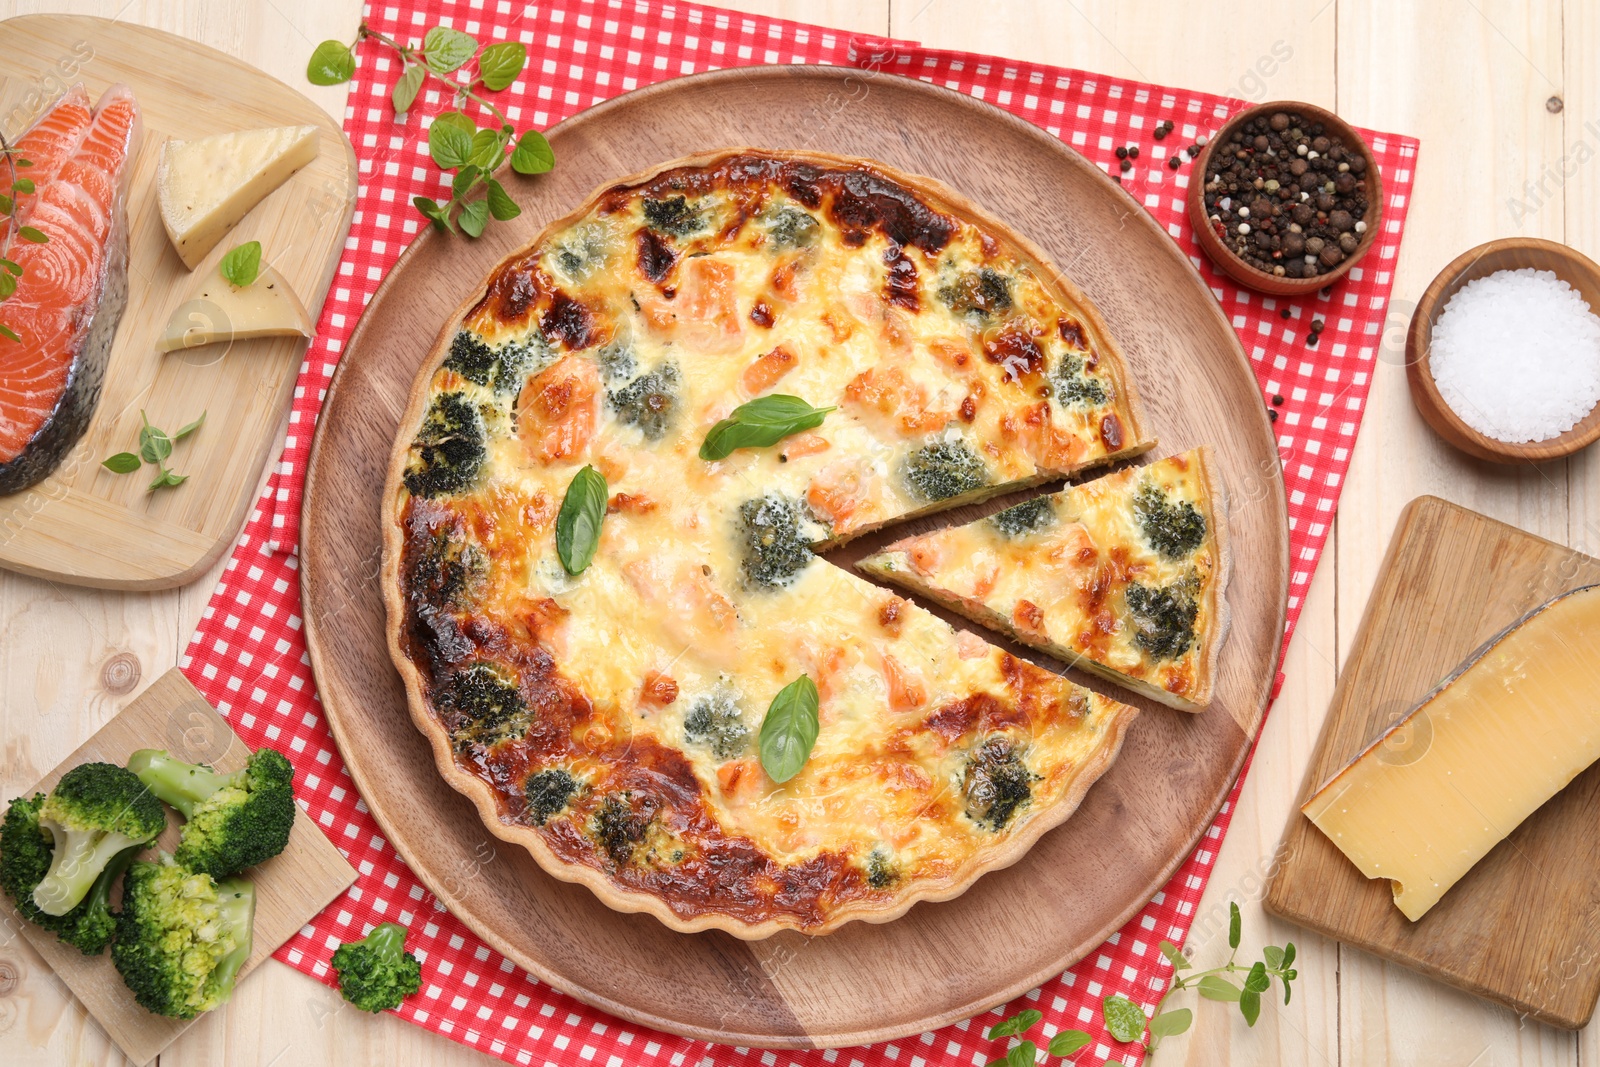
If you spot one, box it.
[28,763,164,917]
[1124,581,1199,660]
[962,737,1037,831]
[0,793,140,955]
[682,690,751,760]
[903,439,991,503]
[988,496,1057,538]
[595,340,636,384]
[865,846,899,889]
[1052,353,1108,408]
[937,267,1012,318]
[410,532,485,614]
[1133,483,1206,559]
[525,769,579,825]
[737,494,815,589]
[112,855,255,1019]
[127,748,295,878]
[591,793,651,864]
[331,922,422,1013]
[437,663,530,752]
[642,196,701,236]
[765,207,819,248]
[443,330,546,395]
[403,392,486,499]
[607,363,680,440]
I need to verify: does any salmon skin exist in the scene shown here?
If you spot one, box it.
[0,84,140,495]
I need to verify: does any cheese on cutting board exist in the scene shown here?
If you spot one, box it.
[157,263,312,351]
[1302,584,1600,922]
[157,125,319,269]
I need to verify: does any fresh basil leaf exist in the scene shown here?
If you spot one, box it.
[1228,901,1242,950]
[307,39,356,85]
[1150,1008,1192,1038]
[458,197,489,238]
[138,415,172,465]
[17,225,47,243]
[699,394,834,461]
[485,178,521,221]
[428,112,475,168]
[219,241,262,288]
[13,178,33,194]
[1197,975,1241,1002]
[148,468,188,491]
[451,163,480,198]
[555,464,606,575]
[1004,1040,1036,1067]
[173,411,206,441]
[392,63,426,113]
[101,452,141,474]
[1047,1030,1091,1057]
[424,26,477,74]
[477,41,527,91]
[0,324,19,343]
[1238,988,1262,1027]
[1100,994,1146,1043]
[468,128,504,170]
[986,1009,1042,1040]
[413,195,452,231]
[1158,939,1190,970]
[758,675,820,783]
[510,129,555,174]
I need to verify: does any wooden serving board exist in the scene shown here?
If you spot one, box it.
[299,67,1289,1048]
[0,15,356,589]
[1265,496,1600,1029]
[0,668,357,1066]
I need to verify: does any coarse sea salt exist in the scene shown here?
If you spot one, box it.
[1430,268,1600,443]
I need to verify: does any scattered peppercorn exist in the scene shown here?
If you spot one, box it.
[1272,394,1284,406]
[1120,159,1132,173]
[1168,156,1181,170]
[1116,145,1129,160]
[1311,318,1325,332]
[1128,145,1140,159]
[1306,332,1319,346]
[1154,126,1168,140]
[1279,307,1292,320]
[1269,409,1279,422]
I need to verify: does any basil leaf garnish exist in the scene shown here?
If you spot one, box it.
[698,394,835,461]
[758,675,820,783]
[555,464,607,575]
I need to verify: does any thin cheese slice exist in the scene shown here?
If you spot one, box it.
[157,263,313,351]
[1302,584,1600,921]
[157,125,319,269]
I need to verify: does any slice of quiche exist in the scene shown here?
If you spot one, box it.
[858,448,1231,711]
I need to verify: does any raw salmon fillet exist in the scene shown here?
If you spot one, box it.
[0,84,140,494]
[0,84,92,240]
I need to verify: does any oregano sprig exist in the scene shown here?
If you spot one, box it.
[0,126,47,344]
[103,410,205,492]
[980,1007,1091,1066]
[307,23,554,238]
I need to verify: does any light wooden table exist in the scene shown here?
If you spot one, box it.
[0,1,1592,1064]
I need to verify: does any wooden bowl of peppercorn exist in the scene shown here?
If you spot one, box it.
[1187,100,1383,296]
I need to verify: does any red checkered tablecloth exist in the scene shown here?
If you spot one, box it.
[177,2,1417,1064]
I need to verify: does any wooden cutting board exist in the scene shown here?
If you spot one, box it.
[1265,495,1600,1029]
[0,668,357,1066]
[0,14,356,589]
[299,66,1289,1048]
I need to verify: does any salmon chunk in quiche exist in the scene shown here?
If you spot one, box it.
[859,449,1230,711]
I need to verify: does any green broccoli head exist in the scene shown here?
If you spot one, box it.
[1,792,140,955]
[112,855,256,1019]
[127,747,296,879]
[331,922,423,1013]
[31,763,165,917]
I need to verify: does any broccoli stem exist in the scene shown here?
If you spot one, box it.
[359,922,408,963]
[33,827,146,916]
[128,749,236,820]
[206,878,257,1000]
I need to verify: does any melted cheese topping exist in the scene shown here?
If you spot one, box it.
[390,152,1145,933]
[860,450,1225,710]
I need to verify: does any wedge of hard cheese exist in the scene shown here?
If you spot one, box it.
[157,263,312,352]
[1303,584,1600,921]
[157,125,318,269]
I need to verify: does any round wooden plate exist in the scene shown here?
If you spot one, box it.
[300,67,1288,1049]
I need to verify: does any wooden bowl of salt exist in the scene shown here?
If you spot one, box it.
[1407,237,1600,464]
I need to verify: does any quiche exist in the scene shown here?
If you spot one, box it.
[859,450,1230,711]
[383,149,1149,937]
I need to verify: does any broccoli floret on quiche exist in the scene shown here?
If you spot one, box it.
[409,533,485,614]
[988,496,1057,538]
[737,494,815,589]
[591,793,653,865]
[437,663,529,752]
[641,196,701,236]
[865,846,899,889]
[607,364,681,440]
[1052,352,1108,408]
[1124,580,1200,660]
[903,439,990,503]
[765,207,820,248]
[682,691,751,760]
[937,267,1011,318]
[595,340,636,384]
[403,392,486,499]
[1133,483,1207,560]
[962,737,1037,831]
[443,330,547,396]
[524,769,580,825]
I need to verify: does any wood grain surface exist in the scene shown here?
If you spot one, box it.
[297,66,1288,1048]
[1265,496,1600,1029]
[0,14,356,590]
[0,668,357,1066]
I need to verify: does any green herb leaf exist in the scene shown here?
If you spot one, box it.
[13,177,33,194]
[451,163,481,198]
[485,178,521,221]
[17,225,47,243]
[1196,975,1241,1002]
[1047,1030,1091,1057]
[1150,1008,1192,1039]
[699,394,835,461]
[1263,945,1284,969]
[467,128,504,170]
[423,26,477,74]
[392,63,426,113]
[555,464,607,575]
[477,41,527,91]
[428,112,475,168]
[0,324,19,343]
[758,675,820,783]
[1228,901,1242,950]
[1003,1040,1036,1067]
[1281,942,1296,970]
[1101,994,1145,1044]
[0,193,12,215]
[138,414,173,465]
[0,272,15,301]
[413,195,452,231]
[1238,988,1262,1027]
[219,241,262,288]
[1243,961,1271,995]
[0,258,21,275]
[986,1009,1042,1040]
[510,129,555,174]
[149,468,189,491]
[13,158,30,167]
[173,411,206,441]
[101,452,141,474]
[1158,940,1190,970]
[307,40,356,85]
[457,197,489,238]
